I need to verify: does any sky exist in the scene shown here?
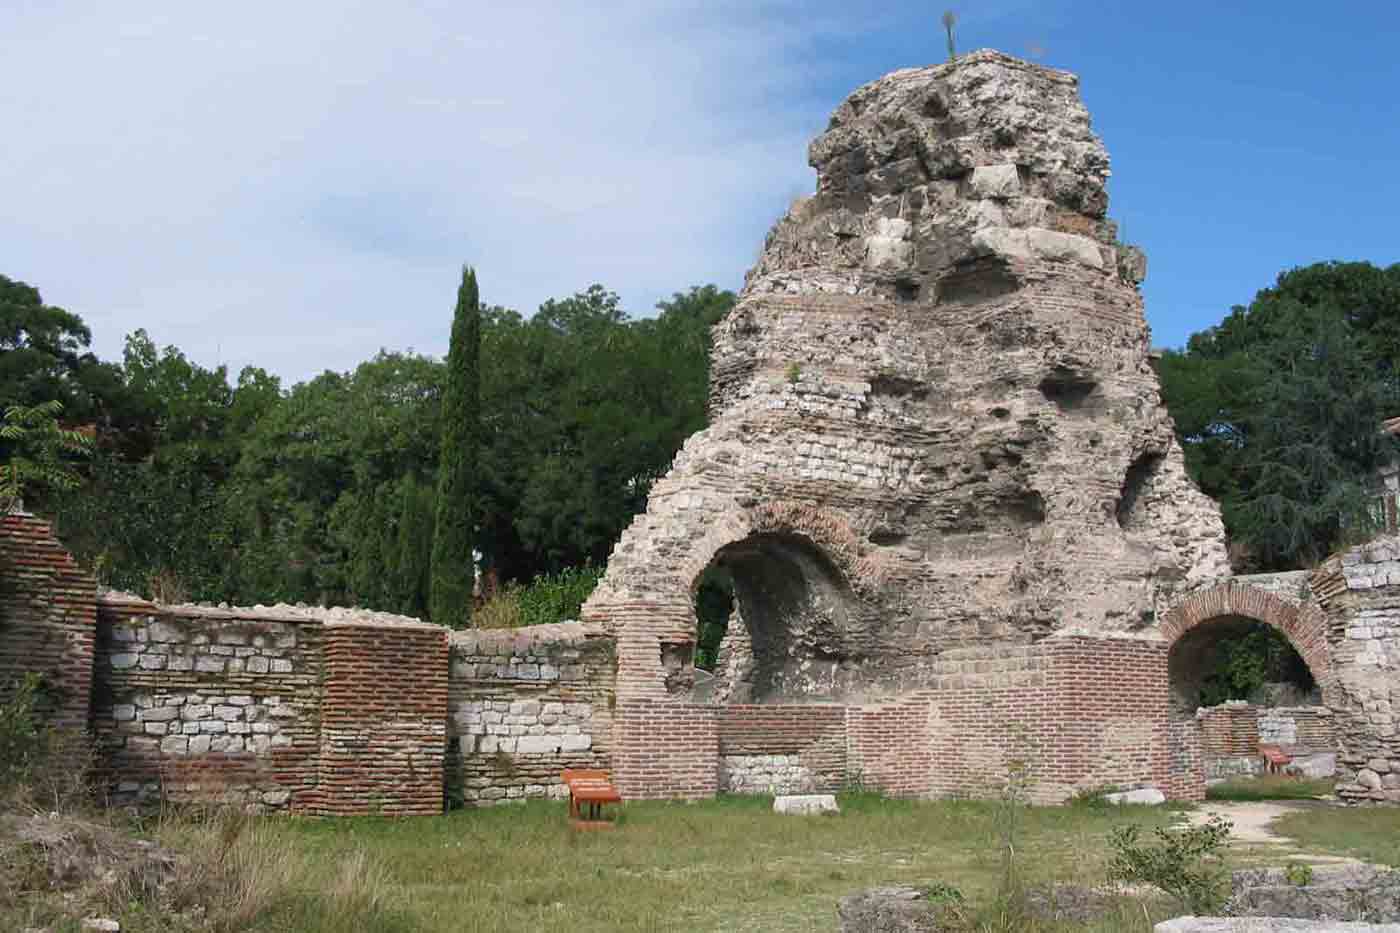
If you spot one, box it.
[4,0,1398,384]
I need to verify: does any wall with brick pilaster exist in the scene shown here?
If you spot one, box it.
[447,623,615,806]
[0,512,97,730]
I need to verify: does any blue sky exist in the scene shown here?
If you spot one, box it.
[3,1,1397,381]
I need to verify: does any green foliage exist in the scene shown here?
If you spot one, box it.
[941,10,957,61]
[515,565,602,628]
[1159,261,1400,571]
[432,266,481,628]
[0,400,92,512]
[785,361,802,384]
[693,567,734,671]
[1198,622,1314,706]
[1107,815,1233,914]
[0,673,46,789]
[12,268,730,612]
[1285,862,1314,886]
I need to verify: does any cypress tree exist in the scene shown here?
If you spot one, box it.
[430,266,480,627]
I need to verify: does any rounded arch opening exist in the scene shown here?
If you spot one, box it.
[692,531,860,703]
[1167,614,1318,716]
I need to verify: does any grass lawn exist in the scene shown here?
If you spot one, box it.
[257,794,1190,933]
[1272,805,1400,867]
[1205,776,1335,802]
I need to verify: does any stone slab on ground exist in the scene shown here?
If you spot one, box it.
[1156,919,1400,932]
[773,793,839,815]
[1229,864,1400,922]
[1106,787,1166,805]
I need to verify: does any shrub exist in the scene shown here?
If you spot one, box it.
[1107,815,1233,914]
[0,673,47,790]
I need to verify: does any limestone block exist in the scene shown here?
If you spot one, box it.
[1105,788,1165,806]
[969,163,1020,199]
[109,653,139,670]
[515,735,561,755]
[194,656,225,673]
[773,794,839,815]
[141,706,180,722]
[160,736,189,755]
[560,733,592,752]
[188,735,212,755]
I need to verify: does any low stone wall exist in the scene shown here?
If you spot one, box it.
[1308,540,1400,801]
[93,596,449,815]
[447,623,615,805]
[93,596,324,810]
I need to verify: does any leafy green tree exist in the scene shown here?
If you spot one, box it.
[1160,261,1400,570]
[432,267,481,628]
[0,275,136,443]
[1,401,92,513]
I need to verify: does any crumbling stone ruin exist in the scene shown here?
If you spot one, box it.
[584,49,1228,705]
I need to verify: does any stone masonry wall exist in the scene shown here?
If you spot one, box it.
[94,596,324,810]
[447,623,615,806]
[1312,538,1400,801]
[0,512,97,730]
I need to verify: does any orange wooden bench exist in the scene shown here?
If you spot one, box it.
[561,768,621,829]
[1259,744,1291,775]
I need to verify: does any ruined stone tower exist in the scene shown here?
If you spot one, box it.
[583,50,1228,703]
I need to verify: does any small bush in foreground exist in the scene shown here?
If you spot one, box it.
[1107,815,1233,914]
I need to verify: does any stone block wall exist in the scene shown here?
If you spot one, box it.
[315,622,448,816]
[447,623,615,806]
[1313,540,1400,801]
[0,512,97,730]
[718,705,846,794]
[93,596,325,810]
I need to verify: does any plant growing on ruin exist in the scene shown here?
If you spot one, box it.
[431,266,482,628]
[941,11,957,61]
[1107,815,1233,914]
[785,362,803,384]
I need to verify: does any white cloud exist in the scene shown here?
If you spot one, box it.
[1,0,882,382]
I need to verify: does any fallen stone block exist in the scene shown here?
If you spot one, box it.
[1105,787,1166,806]
[773,793,838,815]
[1228,864,1400,922]
[1156,919,1400,932]
[838,886,939,933]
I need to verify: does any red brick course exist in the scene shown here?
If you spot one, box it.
[0,512,97,731]
[314,623,448,816]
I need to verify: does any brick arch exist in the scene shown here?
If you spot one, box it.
[1158,583,1332,689]
[678,500,868,597]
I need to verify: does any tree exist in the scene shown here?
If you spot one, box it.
[0,275,135,442]
[1,401,92,514]
[431,266,481,628]
[1159,261,1400,570]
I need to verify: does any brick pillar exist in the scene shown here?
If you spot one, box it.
[318,622,449,815]
[0,511,98,731]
